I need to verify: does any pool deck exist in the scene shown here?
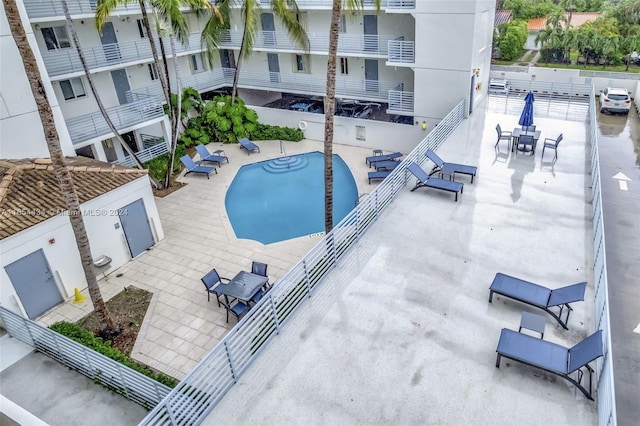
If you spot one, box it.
[37,138,382,379]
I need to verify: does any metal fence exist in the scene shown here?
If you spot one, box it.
[580,70,640,81]
[113,137,169,168]
[0,306,172,409]
[588,89,618,426]
[388,39,415,64]
[138,99,467,426]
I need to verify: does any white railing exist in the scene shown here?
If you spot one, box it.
[113,138,169,168]
[258,0,414,9]
[387,0,415,8]
[387,89,414,113]
[138,99,467,426]
[508,80,592,99]
[0,306,172,409]
[491,64,530,73]
[387,39,415,64]
[66,96,164,145]
[580,70,640,81]
[589,89,618,426]
[245,31,395,56]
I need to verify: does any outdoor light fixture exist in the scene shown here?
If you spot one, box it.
[422,121,427,131]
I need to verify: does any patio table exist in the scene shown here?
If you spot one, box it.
[512,128,542,153]
[217,271,269,303]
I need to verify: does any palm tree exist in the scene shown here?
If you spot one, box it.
[598,35,620,67]
[323,0,380,233]
[62,1,162,189]
[559,0,581,28]
[3,0,119,337]
[206,0,309,105]
[622,33,640,70]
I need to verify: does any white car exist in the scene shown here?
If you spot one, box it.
[488,78,510,95]
[599,87,632,114]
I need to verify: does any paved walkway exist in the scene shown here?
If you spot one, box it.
[38,139,379,379]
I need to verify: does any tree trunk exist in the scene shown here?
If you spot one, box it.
[231,31,247,105]
[3,0,118,336]
[626,52,631,71]
[139,1,170,107]
[323,0,341,234]
[164,35,182,189]
[61,0,161,189]
[158,35,172,97]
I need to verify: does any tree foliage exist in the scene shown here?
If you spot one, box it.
[504,0,562,19]
[497,20,529,60]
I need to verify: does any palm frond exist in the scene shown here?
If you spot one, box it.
[272,0,309,51]
[240,0,261,58]
[201,2,231,67]
[95,0,134,32]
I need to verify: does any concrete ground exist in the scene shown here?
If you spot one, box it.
[204,100,599,425]
[37,138,379,380]
[0,334,146,426]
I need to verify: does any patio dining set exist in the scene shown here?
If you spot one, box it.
[495,124,563,161]
[201,261,271,323]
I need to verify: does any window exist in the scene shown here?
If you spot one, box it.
[189,54,206,73]
[59,78,86,100]
[136,19,146,38]
[340,58,349,75]
[293,54,309,73]
[41,26,70,50]
[148,63,159,81]
[340,15,347,33]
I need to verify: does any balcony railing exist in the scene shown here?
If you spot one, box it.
[387,89,414,113]
[112,136,168,168]
[66,96,164,145]
[387,39,415,64]
[24,0,135,19]
[258,0,414,9]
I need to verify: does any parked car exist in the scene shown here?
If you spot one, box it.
[337,103,376,119]
[289,100,323,114]
[393,115,414,125]
[488,78,510,95]
[599,87,632,114]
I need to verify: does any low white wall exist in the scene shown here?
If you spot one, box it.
[0,175,163,317]
[490,66,640,94]
[251,106,427,154]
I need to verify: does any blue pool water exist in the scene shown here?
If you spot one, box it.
[225,151,358,244]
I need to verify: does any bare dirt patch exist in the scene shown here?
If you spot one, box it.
[78,286,152,356]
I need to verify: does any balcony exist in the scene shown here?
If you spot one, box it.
[66,96,164,145]
[112,135,168,168]
[387,39,415,65]
[257,0,415,10]
[24,0,136,20]
[387,89,414,114]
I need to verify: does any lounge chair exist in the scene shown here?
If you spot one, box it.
[489,273,587,329]
[368,170,390,184]
[407,162,464,201]
[365,152,403,167]
[495,328,603,400]
[238,138,260,155]
[425,149,477,183]
[180,155,216,179]
[195,144,229,166]
[374,160,400,171]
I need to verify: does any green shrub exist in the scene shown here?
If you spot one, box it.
[50,321,177,387]
[178,117,210,147]
[145,145,186,182]
[250,123,304,142]
[201,95,258,143]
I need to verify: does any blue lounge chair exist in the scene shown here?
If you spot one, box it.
[407,162,464,201]
[238,138,260,155]
[496,328,603,400]
[365,151,403,167]
[195,144,229,166]
[180,155,216,179]
[489,273,587,329]
[374,160,400,171]
[368,170,390,184]
[425,149,477,183]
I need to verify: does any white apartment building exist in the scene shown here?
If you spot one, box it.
[4,0,495,164]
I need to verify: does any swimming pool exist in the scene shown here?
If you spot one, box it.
[225,151,358,244]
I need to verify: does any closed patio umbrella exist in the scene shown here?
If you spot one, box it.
[518,91,535,127]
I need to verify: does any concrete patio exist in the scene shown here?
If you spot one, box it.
[203,100,598,425]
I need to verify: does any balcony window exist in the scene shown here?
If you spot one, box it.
[190,54,206,74]
[41,26,70,50]
[293,54,309,73]
[340,15,347,33]
[60,78,86,101]
[148,64,159,81]
[137,19,146,38]
[340,58,349,75]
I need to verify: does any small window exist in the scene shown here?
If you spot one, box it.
[293,54,309,73]
[42,26,70,50]
[189,54,206,73]
[136,19,146,38]
[148,63,158,80]
[60,78,86,100]
[340,15,347,33]
[340,58,349,75]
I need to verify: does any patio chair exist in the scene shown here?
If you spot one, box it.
[495,328,603,400]
[238,138,260,155]
[250,261,270,304]
[425,149,477,183]
[495,124,513,149]
[368,170,391,184]
[201,268,231,307]
[180,155,216,179]
[522,125,536,132]
[374,160,400,172]
[515,134,534,156]
[221,296,251,323]
[407,162,464,201]
[365,152,403,167]
[542,133,563,161]
[195,144,229,166]
[489,272,587,329]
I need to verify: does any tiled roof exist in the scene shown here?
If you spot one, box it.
[494,10,512,27]
[528,12,601,31]
[0,157,148,239]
